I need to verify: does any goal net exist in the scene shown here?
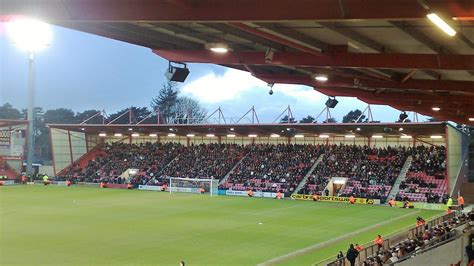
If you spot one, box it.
[169,177,219,196]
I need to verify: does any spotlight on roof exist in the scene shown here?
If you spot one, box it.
[206,134,215,137]
[314,74,328,82]
[167,133,176,137]
[131,133,140,137]
[372,135,383,139]
[99,132,107,137]
[230,128,234,131]
[128,128,133,131]
[206,43,229,53]
[432,107,441,111]
[319,134,330,138]
[469,118,474,122]
[400,135,412,139]
[356,127,361,131]
[399,111,409,122]
[114,133,123,137]
[399,127,404,132]
[294,134,304,138]
[430,135,443,139]
[149,133,157,137]
[165,61,189,82]
[227,134,236,138]
[80,128,85,131]
[345,134,355,138]
[427,13,456,37]
[270,134,280,138]
[186,134,195,137]
[248,134,258,138]
[325,97,338,108]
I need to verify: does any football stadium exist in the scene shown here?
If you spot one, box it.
[2,1,474,266]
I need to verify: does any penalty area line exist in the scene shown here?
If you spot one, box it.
[257,210,420,266]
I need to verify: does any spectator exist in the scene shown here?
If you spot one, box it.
[346,244,359,266]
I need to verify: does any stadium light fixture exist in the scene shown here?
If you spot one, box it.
[99,132,107,137]
[400,135,412,139]
[345,134,355,138]
[186,134,195,137]
[432,107,441,111]
[294,134,304,138]
[372,135,383,139]
[314,74,328,82]
[206,134,215,137]
[356,127,361,131]
[230,128,234,131]
[248,134,258,138]
[6,17,52,177]
[399,127,404,131]
[430,135,443,139]
[270,134,280,138]
[80,128,85,131]
[149,133,157,137]
[114,133,123,137]
[319,134,330,138]
[227,134,236,138]
[427,13,456,36]
[167,133,176,137]
[206,43,229,53]
[6,18,52,52]
[469,118,474,121]
[131,133,140,137]
[128,128,133,131]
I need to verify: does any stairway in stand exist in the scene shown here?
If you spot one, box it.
[387,156,413,200]
[219,153,249,185]
[292,154,325,195]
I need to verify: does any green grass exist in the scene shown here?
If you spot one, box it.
[0,186,441,265]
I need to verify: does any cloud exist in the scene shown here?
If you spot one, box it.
[180,68,322,104]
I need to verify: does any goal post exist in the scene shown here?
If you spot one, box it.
[168,177,219,196]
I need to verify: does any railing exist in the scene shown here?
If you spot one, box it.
[324,212,455,266]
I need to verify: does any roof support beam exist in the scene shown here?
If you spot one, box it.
[253,73,474,93]
[153,49,474,71]
[4,0,474,22]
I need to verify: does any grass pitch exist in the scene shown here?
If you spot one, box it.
[1,186,441,265]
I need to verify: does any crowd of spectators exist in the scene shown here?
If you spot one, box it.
[299,145,408,200]
[360,212,471,265]
[61,142,184,184]
[220,144,322,195]
[160,143,246,180]
[396,145,447,203]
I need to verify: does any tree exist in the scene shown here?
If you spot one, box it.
[107,107,151,124]
[43,108,76,124]
[75,109,103,124]
[151,81,179,123]
[280,115,296,123]
[342,109,366,123]
[299,115,315,123]
[173,97,207,124]
[0,103,22,119]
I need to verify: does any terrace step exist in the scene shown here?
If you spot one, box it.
[292,154,324,195]
[387,156,413,200]
[219,153,249,185]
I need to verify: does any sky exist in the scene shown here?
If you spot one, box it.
[0,23,422,123]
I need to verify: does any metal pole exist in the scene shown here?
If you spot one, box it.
[26,52,35,178]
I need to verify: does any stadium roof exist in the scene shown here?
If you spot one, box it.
[0,119,29,128]
[3,1,474,124]
[48,122,447,138]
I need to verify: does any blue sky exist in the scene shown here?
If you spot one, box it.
[0,23,421,122]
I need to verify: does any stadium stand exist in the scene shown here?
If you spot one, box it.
[220,144,322,195]
[298,145,408,200]
[360,212,471,265]
[160,143,247,179]
[396,145,448,203]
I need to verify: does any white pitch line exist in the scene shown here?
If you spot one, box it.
[258,210,420,266]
